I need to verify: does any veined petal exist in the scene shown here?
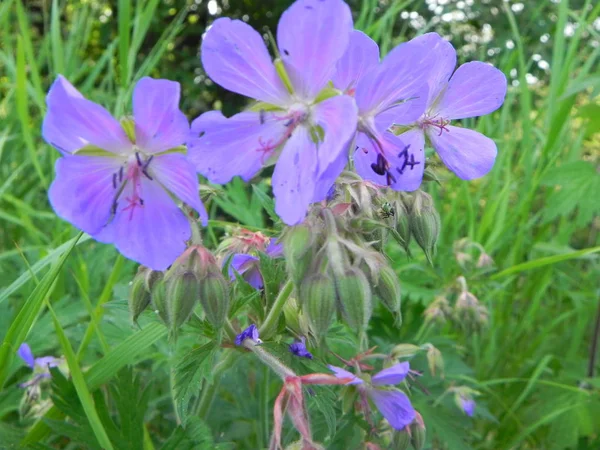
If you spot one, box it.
[328,365,364,385]
[272,127,318,225]
[265,238,283,257]
[187,110,288,184]
[372,362,410,386]
[369,389,416,430]
[49,156,123,236]
[42,75,131,154]
[133,77,189,154]
[229,254,264,290]
[201,18,290,106]
[428,125,497,180]
[374,85,429,129]
[332,30,380,93]
[150,154,208,225]
[353,128,425,192]
[97,177,191,270]
[277,0,353,99]
[17,344,35,369]
[433,61,507,120]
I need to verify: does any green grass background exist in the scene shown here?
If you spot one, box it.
[0,0,599,448]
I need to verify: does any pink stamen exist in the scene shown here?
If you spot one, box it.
[256,111,305,161]
[421,115,451,136]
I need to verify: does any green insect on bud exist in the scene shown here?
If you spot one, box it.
[198,271,230,328]
[335,267,372,332]
[410,412,426,450]
[374,264,402,325]
[300,273,337,341]
[409,192,440,264]
[166,272,201,333]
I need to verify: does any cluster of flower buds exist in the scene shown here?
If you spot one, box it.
[389,411,426,450]
[453,238,495,271]
[283,203,403,340]
[128,245,230,337]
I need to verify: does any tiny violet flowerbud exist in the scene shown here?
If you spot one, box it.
[409,191,440,264]
[335,267,372,332]
[235,324,262,346]
[289,337,313,359]
[409,411,426,450]
[300,273,337,342]
[458,396,476,417]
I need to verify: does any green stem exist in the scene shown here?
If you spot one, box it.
[243,339,295,379]
[196,351,236,419]
[259,279,294,339]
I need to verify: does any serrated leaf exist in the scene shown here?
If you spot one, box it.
[161,417,214,450]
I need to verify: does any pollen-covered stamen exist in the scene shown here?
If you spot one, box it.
[421,115,451,136]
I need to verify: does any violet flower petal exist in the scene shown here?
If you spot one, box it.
[427,125,497,180]
[149,154,208,225]
[17,343,35,369]
[353,128,425,191]
[371,362,410,386]
[235,324,261,346]
[289,337,313,359]
[265,239,283,258]
[95,177,191,270]
[132,77,189,154]
[42,75,131,155]
[328,365,364,385]
[34,357,60,370]
[369,389,416,430]
[433,61,507,120]
[229,254,263,289]
[332,30,380,93]
[277,0,353,100]
[187,110,288,184]
[461,397,476,416]
[272,127,318,225]
[201,18,289,106]
[48,156,123,236]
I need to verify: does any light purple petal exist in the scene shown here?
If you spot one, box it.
[96,177,191,270]
[277,0,353,99]
[373,85,429,130]
[42,75,131,154]
[132,77,189,154]
[149,154,208,225]
[48,156,123,236]
[353,128,425,191]
[432,61,507,120]
[201,18,290,106]
[328,365,363,385]
[332,30,380,93]
[34,357,60,370]
[187,110,288,184]
[354,36,432,119]
[244,266,265,290]
[229,253,259,278]
[311,148,348,203]
[372,362,410,386]
[272,127,318,225]
[461,397,476,416]
[17,344,35,369]
[398,33,456,106]
[266,238,283,257]
[427,125,497,180]
[369,389,415,430]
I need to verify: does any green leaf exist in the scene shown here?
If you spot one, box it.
[161,417,214,450]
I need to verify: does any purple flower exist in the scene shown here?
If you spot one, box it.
[43,76,208,270]
[460,396,476,417]
[289,337,313,359]
[228,238,283,290]
[17,343,60,388]
[350,33,507,185]
[329,361,415,429]
[187,0,358,225]
[235,324,262,346]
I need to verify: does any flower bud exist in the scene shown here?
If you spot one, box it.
[393,199,411,254]
[424,296,450,324]
[410,412,426,450]
[391,429,411,450]
[390,344,421,360]
[198,270,230,328]
[374,265,402,324]
[425,344,444,378]
[151,279,169,324]
[409,192,440,264]
[476,252,494,269]
[335,267,372,332]
[284,225,315,286]
[129,267,153,323]
[166,272,200,332]
[300,273,337,341]
[283,297,302,336]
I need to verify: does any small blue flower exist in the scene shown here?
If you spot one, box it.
[460,396,476,417]
[235,324,262,346]
[289,337,313,359]
[17,343,60,389]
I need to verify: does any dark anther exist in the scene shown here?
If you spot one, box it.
[119,166,124,182]
[385,170,396,186]
[142,169,153,181]
[283,49,290,56]
[139,198,144,206]
[112,173,117,189]
[135,152,143,166]
[396,145,413,174]
[111,200,118,215]
[284,119,294,127]
[143,155,154,168]
[198,131,206,138]
[370,153,387,176]
[259,110,266,124]
[406,154,420,170]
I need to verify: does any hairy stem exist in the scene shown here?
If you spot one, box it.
[243,339,295,379]
[259,279,294,339]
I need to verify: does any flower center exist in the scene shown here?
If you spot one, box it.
[256,107,309,162]
[420,114,450,136]
[110,151,155,220]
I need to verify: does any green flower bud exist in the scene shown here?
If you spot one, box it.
[394,199,411,254]
[151,279,169,324]
[374,265,402,325]
[166,272,200,333]
[198,271,230,328]
[282,297,302,336]
[300,273,337,341]
[391,430,412,450]
[284,225,314,286]
[390,344,421,360]
[335,267,372,332]
[410,412,426,450]
[129,269,152,323]
[409,192,440,264]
